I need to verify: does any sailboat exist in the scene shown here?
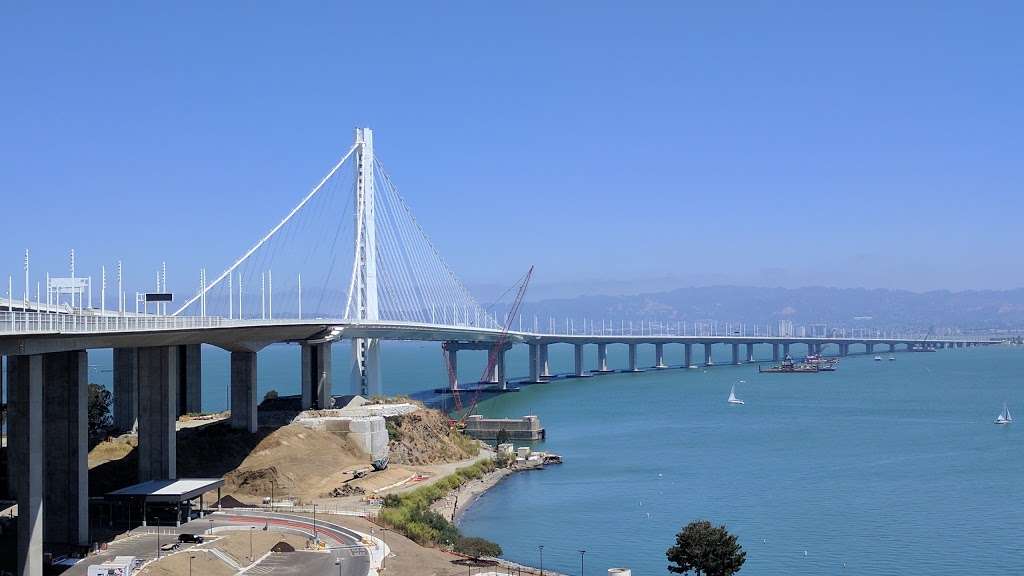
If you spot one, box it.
[728,384,745,405]
[994,403,1013,425]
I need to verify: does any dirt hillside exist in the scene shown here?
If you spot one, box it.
[387,409,479,465]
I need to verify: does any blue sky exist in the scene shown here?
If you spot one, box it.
[2,2,1023,299]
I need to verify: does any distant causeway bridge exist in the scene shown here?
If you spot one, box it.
[1,128,995,575]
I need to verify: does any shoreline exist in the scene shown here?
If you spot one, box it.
[429,465,518,524]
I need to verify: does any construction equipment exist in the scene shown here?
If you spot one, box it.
[445,266,533,427]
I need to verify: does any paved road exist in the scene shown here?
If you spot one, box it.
[62,511,372,576]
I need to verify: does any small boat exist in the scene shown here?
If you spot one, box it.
[759,356,819,373]
[888,356,895,361]
[994,403,1013,425]
[727,384,745,405]
[874,355,882,361]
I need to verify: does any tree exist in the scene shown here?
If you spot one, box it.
[88,383,112,439]
[455,536,502,559]
[495,428,510,449]
[666,520,746,576]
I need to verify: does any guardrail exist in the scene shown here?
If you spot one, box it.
[0,312,227,334]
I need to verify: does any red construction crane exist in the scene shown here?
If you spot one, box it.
[444,266,533,426]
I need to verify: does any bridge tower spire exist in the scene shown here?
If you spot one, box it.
[350,127,382,397]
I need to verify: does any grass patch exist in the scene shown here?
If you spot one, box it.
[379,459,498,552]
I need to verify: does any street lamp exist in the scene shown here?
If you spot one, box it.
[249,526,255,561]
[381,528,389,569]
[538,545,543,576]
[313,504,318,542]
[579,549,586,576]
[189,555,196,576]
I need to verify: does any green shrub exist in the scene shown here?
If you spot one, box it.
[455,536,503,559]
[380,460,497,550]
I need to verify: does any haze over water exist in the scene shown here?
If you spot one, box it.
[83,343,1023,574]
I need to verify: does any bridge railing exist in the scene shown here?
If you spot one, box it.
[0,311,229,335]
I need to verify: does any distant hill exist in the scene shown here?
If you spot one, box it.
[502,286,1024,332]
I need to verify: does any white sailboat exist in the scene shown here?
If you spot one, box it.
[728,384,745,405]
[994,403,1013,425]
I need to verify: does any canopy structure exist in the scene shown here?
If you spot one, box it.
[106,478,225,527]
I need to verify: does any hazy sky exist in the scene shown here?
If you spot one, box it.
[2,2,1022,299]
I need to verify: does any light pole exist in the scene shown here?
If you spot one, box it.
[538,545,543,576]
[189,555,196,576]
[269,479,276,512]
[249,526,255,561]
[579,549,586,576]
[381,528,389,569]
[313,504,318,542]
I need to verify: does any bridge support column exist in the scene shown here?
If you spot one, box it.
[704,343,714,366]
[731,343,740,365]
[772,343,780,362]
[39,351,89,548]
[7,355,44,576]
[628,343,639,372]
[745,343,755,363]
[684,343,693,368]
[177,344,202,416]
[840,343,848,357]
[302,342,333,409]
[782,342,790,359]
[596,343,611,372]
[230,351,258,433]
[866,343,874,355]
[573,344,586,377]
[138,346,178,481]
[889,343,895,353]
[654,343,666,368]
[113,347,138,434]
[539,344,550,378]
[497,348,508,389]
[350,338,382,398]
[528,343,539,382]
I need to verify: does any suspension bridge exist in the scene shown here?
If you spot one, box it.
[1,128,995,576]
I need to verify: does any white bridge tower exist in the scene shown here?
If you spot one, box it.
[350,127,382,397]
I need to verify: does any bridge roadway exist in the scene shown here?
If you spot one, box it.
[0,313,995,576]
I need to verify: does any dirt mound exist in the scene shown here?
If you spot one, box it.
[221,423,367,500]
[214,494,247,508]
[271,541,296,553]
[387,410,479,466]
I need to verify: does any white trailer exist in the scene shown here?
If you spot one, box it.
[87,555,138,576]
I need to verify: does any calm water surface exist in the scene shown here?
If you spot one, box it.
[79,343,1023,574]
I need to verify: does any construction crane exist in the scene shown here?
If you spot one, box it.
[444,266,533,427]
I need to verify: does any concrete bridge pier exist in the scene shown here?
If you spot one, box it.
[840,343,849,357]
[731,343,740,365]
[496,347,508,389]
[539,344,551,379]
[7,354,44,576]
[866,342,874,355]
[704,343,714,366]
[783,342,791,358]
[177,344,202,416]
[230,351,258,433]
[889,343,896,353]
[596,343,612,372]
[9,351,90,576]
[654,343,667,368]
[528,343,539,382]
[745,343,755,363]
[772,343,780,362]
[573,343,587,377]
[301,341,333,409]
[684,343,693,368]
[113,347,138,434]
[138,346,178,481]
[627,343,640,372]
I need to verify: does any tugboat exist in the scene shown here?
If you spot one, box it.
[759,355,819,373]
[874,355,883,361]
